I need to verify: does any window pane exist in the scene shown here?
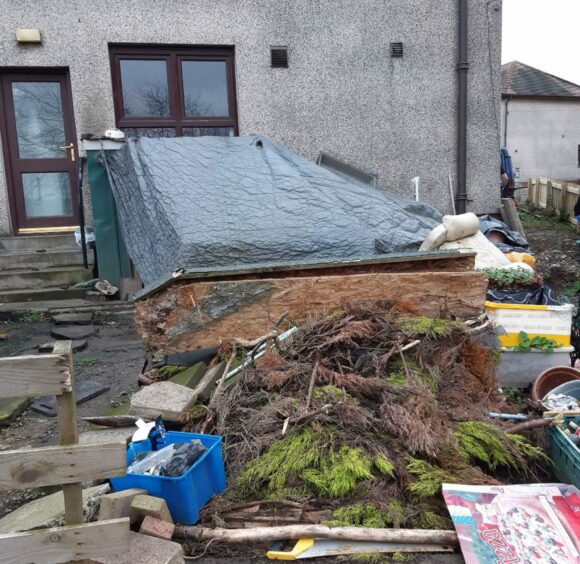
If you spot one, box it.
[182,127,234,137]
[120,60,169,117]
[22,172,72,217]
[123,127,176,139]
[181,61,229,117]
[12,82,66,158]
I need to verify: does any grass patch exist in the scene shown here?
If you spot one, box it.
[519,205,575,231]
[19,310,46,322]
[406,458,455,498]
[79,355,98,366]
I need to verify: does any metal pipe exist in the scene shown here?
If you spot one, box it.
[455,0,469,214]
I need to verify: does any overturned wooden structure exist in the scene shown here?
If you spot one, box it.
[136,250,487,354]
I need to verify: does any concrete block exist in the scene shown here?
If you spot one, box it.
[131,494,173,524]
[51,324,97,340]
[139,515,175,541]
[193,361,226,401]
[129,381,196,423]
[0,397,31,426]
[99,488,147,523]
[98,532,184,564]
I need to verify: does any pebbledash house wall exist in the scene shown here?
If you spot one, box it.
[501,98,580,183]
[0,0,502,235]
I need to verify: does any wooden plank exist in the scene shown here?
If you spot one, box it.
[53,340,84,526]
[0,442,126,489]
[0,354,71,399]
[0,518,130,564]
[500,198,526,239]
[136,270,488,352]
[138,251,476,298]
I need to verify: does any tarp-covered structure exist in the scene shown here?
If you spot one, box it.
[104,136,443,290]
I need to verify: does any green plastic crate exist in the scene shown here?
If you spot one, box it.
[548,415,580,488]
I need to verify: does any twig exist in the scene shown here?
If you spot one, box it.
[468,320,492,333]
[234,330,279,348]
[200,347,238,434]
[401,339,421,352]
[304,359,319,411]
[289,403,334,426]
[273,310,289,328]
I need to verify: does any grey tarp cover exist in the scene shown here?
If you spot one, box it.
[104,136,442,288]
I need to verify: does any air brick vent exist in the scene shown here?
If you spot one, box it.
[390,42,403,58]
[271,47,289,68]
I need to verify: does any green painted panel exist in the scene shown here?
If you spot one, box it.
[86,150,131,287]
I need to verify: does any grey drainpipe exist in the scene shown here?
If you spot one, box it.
[503,97,510,147]
[456,0,469,214]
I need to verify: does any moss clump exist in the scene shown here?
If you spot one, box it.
[410,510,451,530]
[406,458,455,498]
[158,365,186,378]
[236,428,373,499]
[392,552,408,562]
[302,445,373,497]
[326,309,346,319]
[454,421,550,475]
[384,373,407,386]
[374,454,395,479]
[326,501,404,529]
[398,316,457,337]
[313,385,357,405]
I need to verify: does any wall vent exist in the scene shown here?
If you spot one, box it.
[390,42,403,58]
[271,47,289,68]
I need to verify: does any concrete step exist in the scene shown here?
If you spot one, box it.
[0,266,92,291]
[0,287,89,304]
[0,249,93,271]
[0,234,78,252]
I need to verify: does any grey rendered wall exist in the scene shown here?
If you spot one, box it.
[502,98,580,182]
[0,0,502,235]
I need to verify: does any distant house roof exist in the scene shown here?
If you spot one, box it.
[501,61,580,99]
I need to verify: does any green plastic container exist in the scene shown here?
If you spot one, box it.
[548,415,580,488]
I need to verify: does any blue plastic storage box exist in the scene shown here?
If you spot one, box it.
[110,431,226,524]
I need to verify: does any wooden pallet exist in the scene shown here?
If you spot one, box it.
[0,341,129,564]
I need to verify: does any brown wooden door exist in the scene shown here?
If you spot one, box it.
[0,71,79,233]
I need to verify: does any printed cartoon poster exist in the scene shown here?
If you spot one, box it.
[443,483,580,564]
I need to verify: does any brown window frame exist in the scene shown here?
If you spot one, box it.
[109,45,238,136]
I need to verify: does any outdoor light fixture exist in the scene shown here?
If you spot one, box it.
[16,28,42,44]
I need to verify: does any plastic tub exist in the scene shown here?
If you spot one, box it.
[543,381,580,402]
[110,431,226,524]
[531,366,580,402]
[485,301,573,348]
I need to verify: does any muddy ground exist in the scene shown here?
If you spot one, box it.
[0,313,142,518]
[520,206,579,299]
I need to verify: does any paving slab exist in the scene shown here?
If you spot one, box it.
[98,531,184,564]
[32,380,109,416]
[52,312,94,325]
[0,397,31,426]
[0,484,109,533]
[130,382,196,423]
[51,324,97,340]
[168,362,206,389]
[79,427,134,445]
[38,339,88,353]
[139,515,175,541]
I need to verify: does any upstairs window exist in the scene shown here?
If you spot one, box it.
[109,46,238,138]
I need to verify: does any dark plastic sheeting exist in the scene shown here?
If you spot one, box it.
[105,136,442,287]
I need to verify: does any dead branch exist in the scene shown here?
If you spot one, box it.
[234,330,279,349]
[507,417,556,434]
[289,403,334,426]
[175,525,458,546]
[304,359,319,411]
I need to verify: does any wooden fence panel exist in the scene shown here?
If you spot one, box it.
[0,442,126,489]
[0,518,130,564]
[0,354,72,398]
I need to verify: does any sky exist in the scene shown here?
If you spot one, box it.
[502,0,580,86]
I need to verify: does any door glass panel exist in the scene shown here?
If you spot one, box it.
[123,127,176,138]
[181,61,229,117]
[120,60,170,117]
[183,127,234,137]
[22,172,72,217]
[12,82,66,159]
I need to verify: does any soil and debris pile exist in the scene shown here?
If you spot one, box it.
[191,301,550,532]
